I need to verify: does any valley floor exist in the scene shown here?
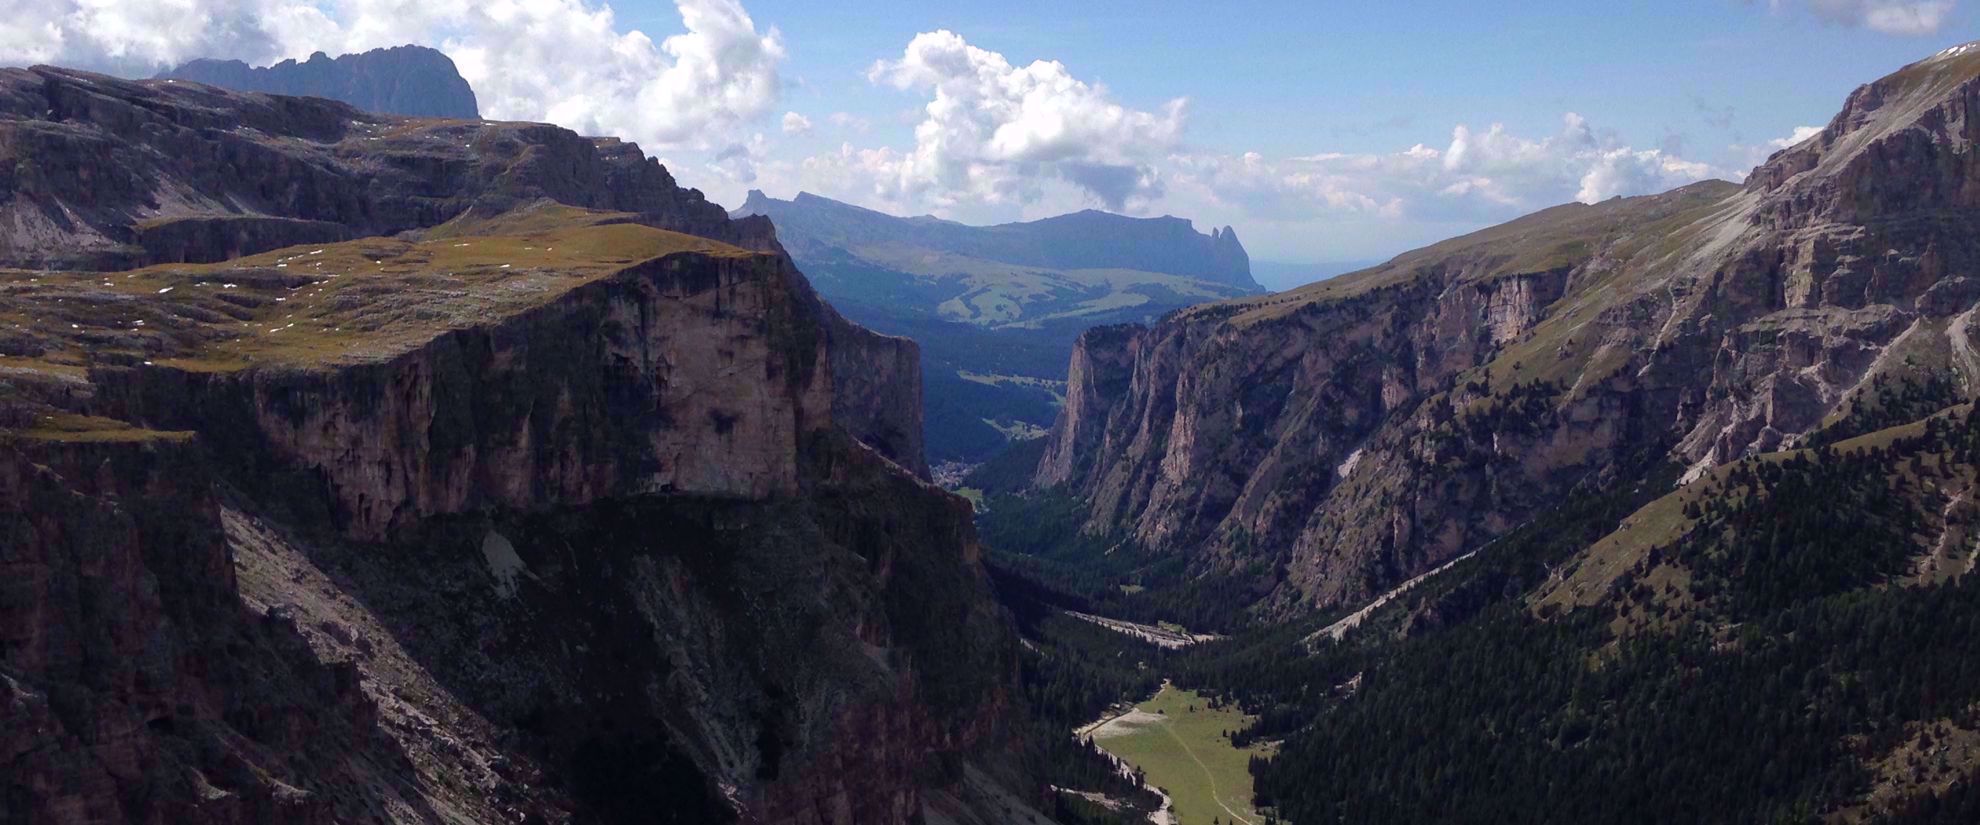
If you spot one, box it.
[1087,684,1272,825]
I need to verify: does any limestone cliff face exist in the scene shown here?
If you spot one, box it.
[1038,42,1980,613]
[1,70,1010,824]
[96,252,835,542]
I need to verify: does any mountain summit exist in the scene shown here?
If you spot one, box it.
[158,44,480,119]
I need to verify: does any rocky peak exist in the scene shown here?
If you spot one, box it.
[158,44,481,119]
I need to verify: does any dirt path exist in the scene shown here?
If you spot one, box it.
[1306,548,1478,646]
[1066,611,1221,649]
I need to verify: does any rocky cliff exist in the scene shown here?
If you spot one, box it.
[1,70,1017,824]
[1036,41,1980,614]
[158,45,481,119]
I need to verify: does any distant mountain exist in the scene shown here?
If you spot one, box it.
[743,191,1256,292]
[735,190,1264,465]
[158,45,478,119]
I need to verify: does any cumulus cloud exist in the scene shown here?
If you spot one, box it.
[828,112,872,133]
[781,111,813,134]
[1769,125,1825,149]
[708,132,768,184]
[1727,124,1826,170]
[1165,113,1723,226]
[859,29,1187,210]
[1764,0,1957,35]
[3,0,786,152]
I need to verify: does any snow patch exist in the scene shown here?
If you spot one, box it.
[481,530,528,598]
[1335,447,1364,479]
[1934,43,1979,61]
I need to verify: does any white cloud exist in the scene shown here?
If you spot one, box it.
[708,132,768,184]
[1727,124,1826,169]
[1165,113,1724,226]
[858,29,1187,210]
[827,112,872,133]
[781,111,812,134]
[1769,125,1825,149]
[1766,0,1957,35]
[3,0,786,153]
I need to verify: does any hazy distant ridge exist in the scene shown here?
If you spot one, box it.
[159,44,479,119]
[738,190,1260,291]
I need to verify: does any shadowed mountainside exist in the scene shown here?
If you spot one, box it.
[0,67,1051,825]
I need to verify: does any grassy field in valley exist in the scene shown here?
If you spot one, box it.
[1090,684,1272,825]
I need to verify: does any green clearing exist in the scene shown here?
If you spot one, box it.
[1092,684,1272,825]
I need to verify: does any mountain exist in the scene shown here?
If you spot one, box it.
[980,40,1980,823]
[0,66,1056,825]
[157,45,479,119]
[736,190,1260,322]
[1027,41,1980,615]
[740,191,1257,295]
[735,190,1263,465]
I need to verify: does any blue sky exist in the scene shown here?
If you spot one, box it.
[8,0,1977,281]
[735,0,1952,162]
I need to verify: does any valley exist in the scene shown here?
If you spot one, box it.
[971,38,1980,825]
[736,190,1263,464]
[13,9,1980,825]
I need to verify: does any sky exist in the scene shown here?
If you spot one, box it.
[5,0,1977,282]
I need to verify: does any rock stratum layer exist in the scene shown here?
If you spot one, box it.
[0,68,1031,824]
[1038,43,1980,613]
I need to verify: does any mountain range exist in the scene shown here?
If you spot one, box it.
[15,24,1980,825]
[736,190,1263,465]
[158,45,480,119]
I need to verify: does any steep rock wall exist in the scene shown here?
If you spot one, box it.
[1037,45,1980,612]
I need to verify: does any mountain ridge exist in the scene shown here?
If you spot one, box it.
[158,44,480,119]
[739,189,1261,292]
[1027,38,1980,615]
